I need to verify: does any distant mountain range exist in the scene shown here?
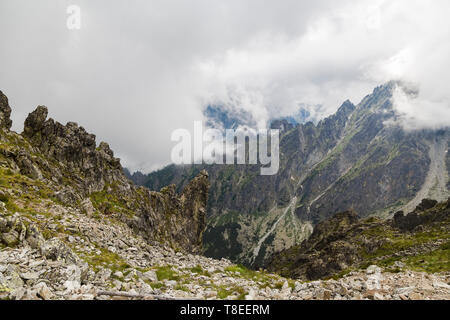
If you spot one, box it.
[126,81,450,268]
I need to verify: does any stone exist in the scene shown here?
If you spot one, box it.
[433,281,450,290]
[166,280,177,287]
[205,290,217,298]
[366,265,381,275]
[109,246,117,253]
[113,280,123,290]
[409,293,422,300]
[142,270,157,282]
[139,283,153,295]
[26,225,46,250]
[35,282,53,300]
[338,286,348,296]
[4,265,24,290]
[373,293,384,300]
[245,289,256,300]
[66,264,82,282]
[20,272,39,281]
[1,230,19,246]
[11,287,26,300]
[81,198,96,217]
[393,261,405,269]
[64,280,81,293]
[95,268,112,282]
[323,289,332,300]
[41,238,80,265]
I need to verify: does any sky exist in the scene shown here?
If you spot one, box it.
[0,0,449,172]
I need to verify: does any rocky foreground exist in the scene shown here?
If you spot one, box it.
[1,201,449,300]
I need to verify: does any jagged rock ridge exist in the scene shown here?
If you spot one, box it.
[267,198,450,281]
[0,90,449,301]
[0,90,209,254]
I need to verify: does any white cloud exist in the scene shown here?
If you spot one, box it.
[0,0,448,172]
[392,86,450,130]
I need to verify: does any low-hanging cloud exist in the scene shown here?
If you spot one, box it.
[0,0,448,172]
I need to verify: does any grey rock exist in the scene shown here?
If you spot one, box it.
[142,270,157,282]
[0,90,12,130]
[35,282,53,300]
[1,230,19,246]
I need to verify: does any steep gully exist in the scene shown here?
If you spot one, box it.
[403,135,449,213]
[251,197,297,263]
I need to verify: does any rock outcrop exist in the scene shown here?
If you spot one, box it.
[267,198,450,281]
[22,105,124,194]
[0,92,209,254]
[0,91,12,130]
[129,171,209,254]
[392,199,443,232]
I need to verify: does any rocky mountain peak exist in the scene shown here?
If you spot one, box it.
[336,100,355,115]
[0,91,210,254]
[0,91,12,130]
[21,105,123,195]
[23,105,48,137]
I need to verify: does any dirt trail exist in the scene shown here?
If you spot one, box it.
[403,136,449,213]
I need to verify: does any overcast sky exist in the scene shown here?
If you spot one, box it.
[0,0,449,172]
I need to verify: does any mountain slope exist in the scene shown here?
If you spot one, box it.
[130,82,450,267]
[0,90,209,254]
[267,198,450,281]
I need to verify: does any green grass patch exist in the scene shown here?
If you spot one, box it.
[79,247,131,273]
[174,284,190,292]
[155,266,180,281]
[189,265,211,277]
[150,282,165,290]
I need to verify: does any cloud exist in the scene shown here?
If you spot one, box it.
[392,86,450,131]
[0,0,449,172]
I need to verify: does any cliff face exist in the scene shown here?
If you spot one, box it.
[0,90,209,254]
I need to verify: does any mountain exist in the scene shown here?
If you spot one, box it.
[0,91,209,254]
[267,198,450,281]
[123,168,148,186]
[131,81,450,267]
